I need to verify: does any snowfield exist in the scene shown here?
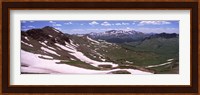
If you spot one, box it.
[69,51,118,67]
[21,50,152,74]
[55,43,118,68]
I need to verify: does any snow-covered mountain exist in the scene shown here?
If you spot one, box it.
[87,30,151,43]
[21,26,153,74]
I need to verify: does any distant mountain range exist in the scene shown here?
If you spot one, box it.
[86,30,178,43]
[21,26,179,74]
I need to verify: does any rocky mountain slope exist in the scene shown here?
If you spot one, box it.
[21,26,154,74]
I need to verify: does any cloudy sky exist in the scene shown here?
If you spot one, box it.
[21,20,179,34]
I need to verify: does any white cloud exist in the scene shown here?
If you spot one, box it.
[101,21,111,26]
[115,22,129,26]
[71,29,85,32]
[100,28,114,31]
[49,21,56,24]
[28,25,35,28]
[122,22,129,25]
[126,27,131,30]
[64,22,72,25]
[89,21,99,25]
[53,24,62,26]
[87,29,99,31]
[135,28,178,33]
[138,21,171,26]
[115,23,121,25]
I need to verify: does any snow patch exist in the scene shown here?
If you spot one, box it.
[125,61,133,64]
[39,55,53,59]
[41,47,60,56]
[53,29,60,33]
[39,41,46,46]
[146,62,172,68]
[65,41,76,50]
[21,41,33,47]
[86,36,99,44]
[44,40,48,43]
[167,59,174,61]
[101,59,106,61]
[55,43,75,52]
[49,35,53,37]
[24,37,29,41]
[39,41,56,50]
[69,40,79,47]
[70,58,76,61]
[103,41,113,45]
[69,51,118,68]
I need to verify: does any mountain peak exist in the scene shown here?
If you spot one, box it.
[105,30,138,34]
[42,26,54,29]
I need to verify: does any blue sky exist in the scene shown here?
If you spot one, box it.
[21,20,179,34]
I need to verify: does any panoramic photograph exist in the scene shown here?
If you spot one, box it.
[21,20,179,74]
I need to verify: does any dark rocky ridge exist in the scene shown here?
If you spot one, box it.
[21,26,70,45]
[147,33,178,39]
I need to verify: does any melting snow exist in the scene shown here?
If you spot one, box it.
[41,47,60,56]
[21,67,59,74]
[64,41,76,50]
[69,40,79,47]
[21,50,152,74]
[53,29,60,33]
[44,40,48,43]
[49,35,53,37]
[69,51,118,67]
[21,41,33,47]
[70,58,76,61]
[103,41,112,45]
[55,43,117,68]
[167,59,174,61]
[86,36,100,44]
[146,62,172,68]
[24,37,29,41]
[39,55,53,59]
[55,43,75,52]
[101,59,106,61]
[125,61,133,64]
[39,41,56,50]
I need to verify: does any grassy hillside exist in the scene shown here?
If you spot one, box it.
[101,37,179,73]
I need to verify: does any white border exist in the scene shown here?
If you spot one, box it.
[10,10,190,85]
